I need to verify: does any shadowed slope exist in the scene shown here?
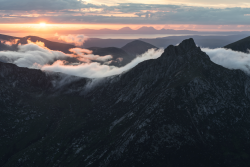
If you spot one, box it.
[224,36,250,53]
[122,40,158,57]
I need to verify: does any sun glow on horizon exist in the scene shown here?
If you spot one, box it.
[39,22,46,27]
[0,24,250,34]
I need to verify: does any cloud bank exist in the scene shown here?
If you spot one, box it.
[1,2,250,25]
[0,43,69,68]
[2,40,250,80]
[202,47,250,74]
[0,41,113,69]
[41,48,163,78]
[0,0,94,10]
[38,46,250,78]
[0,41,163,78]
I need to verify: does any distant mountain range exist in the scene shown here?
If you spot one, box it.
[60,26,250,35]
[2,26,250,35]
[1,32,249,51]
[81,34,248,49]
[2,38,250,166]
[71,27,199,34]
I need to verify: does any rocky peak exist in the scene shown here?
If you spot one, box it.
[158,38,211,75]
[178,38,197,50]
[164,38,199,55]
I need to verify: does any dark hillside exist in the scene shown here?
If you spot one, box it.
[224,36,250,53]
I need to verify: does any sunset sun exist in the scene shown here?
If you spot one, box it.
[39,22,46,27]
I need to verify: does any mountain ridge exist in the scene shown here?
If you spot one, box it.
[121,40,158,57]
[54,27,250,35]
[87,47,134,67]
[2,38,250,166]
[224,35,250,53]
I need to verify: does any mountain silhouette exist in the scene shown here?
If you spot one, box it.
[224,36,250,53]
[122,40,158,56]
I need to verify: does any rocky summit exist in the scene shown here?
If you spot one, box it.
[1,38,250,167]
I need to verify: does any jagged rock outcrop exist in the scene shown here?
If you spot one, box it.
[1,39,250,167]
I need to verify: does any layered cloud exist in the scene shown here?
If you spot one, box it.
[0,41,113,69]
[0,40,163,78]
[88,0,250,7]
[0,0,96,10]
[41,48,163,78]
[0,0,249,10]
[0,43,69,68]
[0,2,250,25]
[1,39,250,80]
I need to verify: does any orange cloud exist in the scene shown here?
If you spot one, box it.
[27,39,46,48]
[0,39,19,46]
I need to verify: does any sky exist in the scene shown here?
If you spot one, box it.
[0,0,250,31]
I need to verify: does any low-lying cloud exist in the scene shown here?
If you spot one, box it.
[0,40,113,69]
[0,40,163,78]
[42,48,163,78]
[202,47,250,74]
[0,42,69,68]
[57,34,88,46]
[2,40,250,82]
[69,48,112,63]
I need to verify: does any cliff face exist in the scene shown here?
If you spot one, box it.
[1,39,250,167]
